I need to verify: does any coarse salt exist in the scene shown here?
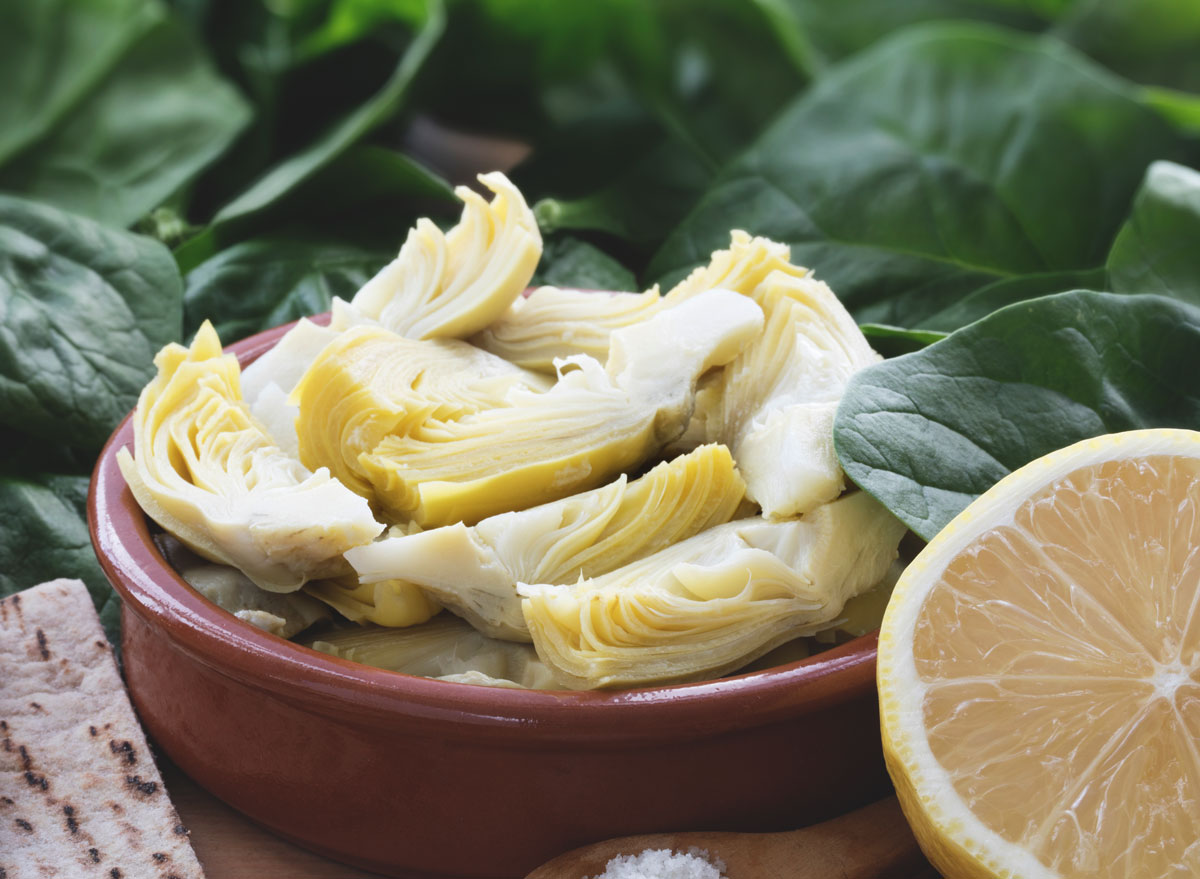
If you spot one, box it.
[590,847,727,879]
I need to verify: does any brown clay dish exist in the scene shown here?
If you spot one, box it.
[88,315,890,879]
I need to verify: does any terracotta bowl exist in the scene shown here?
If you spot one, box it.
[88,317,890,879]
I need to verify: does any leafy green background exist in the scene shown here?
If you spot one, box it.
[4,0,1200,642]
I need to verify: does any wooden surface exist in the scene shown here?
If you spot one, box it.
[161,759,382,879]
[162,759,940,879]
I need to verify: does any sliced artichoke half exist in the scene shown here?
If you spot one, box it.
[471,285,663,372]
[470,230,801,370]
[297,288,762,527]
[345,443,748,641]
[116,322,384,592]
[308,615,555,689]
[519,490,906,689]
[303,575,441,628]
[699,269,881,518]
[347,171,541,340]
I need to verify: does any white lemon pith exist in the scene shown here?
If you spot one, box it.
[878,429,1200,879]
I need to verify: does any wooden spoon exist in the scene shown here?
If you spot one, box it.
[526,796,938,879]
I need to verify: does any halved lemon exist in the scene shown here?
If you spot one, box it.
[878,429,1200,879]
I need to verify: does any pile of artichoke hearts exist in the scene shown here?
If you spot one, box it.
[118,172,906,690]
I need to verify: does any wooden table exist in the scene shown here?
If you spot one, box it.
[162,759,381,879]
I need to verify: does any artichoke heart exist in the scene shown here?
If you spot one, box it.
[703,270,881,518]
[308,615,555,689]
[240,311,348,457]
[348,171,541,340]
[519,491,906,689]
[471,285,664,372]
[662,229,807,305]
[292,324,553,502]
[154,534,331,638]
[304,575,440,628]
[116,322,384,592]
[354,289,762,526]
[470,231,802,371]
[345,443,748,641]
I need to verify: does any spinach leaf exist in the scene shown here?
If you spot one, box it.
[529,237,637,292]
[858,324,948,358]
[916,267,1108,331]
[0,0,162,165]
[1054,0,1200,94]
[175,146,455,273]
[0,195,183,454]
[0,473,120,644]
[778,0,1054,70]
[532,139,713,253]
[0,11,250,228]
[1107,161,1200,308]
[210,0,444,229]
[834,290,1200,541]
[184,238,388,343]
[649,24,1185,327]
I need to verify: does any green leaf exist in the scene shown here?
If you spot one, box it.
[916,267,1108,331]
[176,145,455,274]
[858,324,948,358]
[532,135,713,254]
[0,11,250,227]
[183,237,388,343]
[1107,161,1200,308]
[529,237,637,292]
[0,0,162,164]
[297,0,434,60]
[778,0,1058,70]
[211,0,445,227]
[1140,85,1200,138]
[834,290,1200,540]
[0,195,183,453]
[0,473,120,645]
[1054,0,1200,94]
[649,24,1186,327]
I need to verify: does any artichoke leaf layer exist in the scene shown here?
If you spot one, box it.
[240,169,541,447]
[308,615,555,689]
[356,289,763,526]
[472,285,663,372]
[116,321,384,593]
[345,443,748,640]
[303,574,441,628]
[348,171,541,340]
[701,270,882,518]
[471,230,802,370]
[154,534,331,638]
[519,490,905,689]
[292,324,552,502]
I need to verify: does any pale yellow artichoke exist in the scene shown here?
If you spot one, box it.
[345,443,747,640]
[520,491,906,689]
[116,322,383,592]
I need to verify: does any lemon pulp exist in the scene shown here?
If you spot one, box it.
[907,453,1200,877]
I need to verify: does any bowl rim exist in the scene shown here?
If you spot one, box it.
[88,313,880,745]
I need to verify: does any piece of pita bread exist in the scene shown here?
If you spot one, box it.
[0,579,205,879]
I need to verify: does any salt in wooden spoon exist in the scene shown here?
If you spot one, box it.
[526,796,937,879]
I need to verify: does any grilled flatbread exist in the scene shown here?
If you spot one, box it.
[0,579,205,879]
